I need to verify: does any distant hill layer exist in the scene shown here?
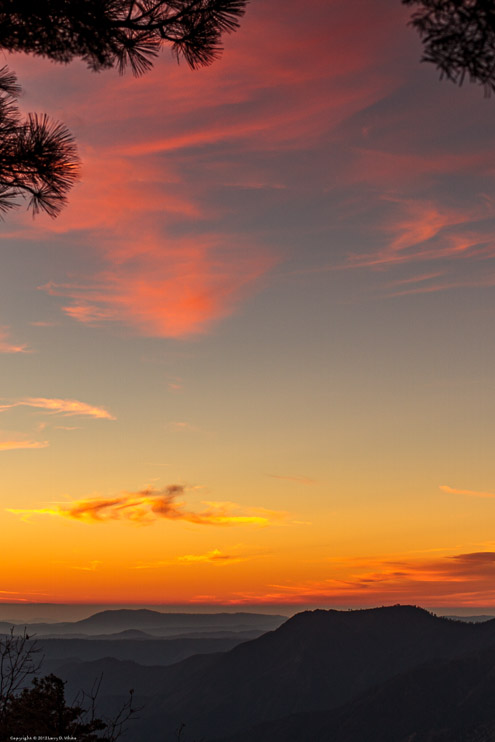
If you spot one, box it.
[0,608,287,637]
[50,605,495,741]
[37,634,257,667]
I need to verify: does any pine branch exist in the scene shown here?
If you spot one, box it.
[0,69,79,217]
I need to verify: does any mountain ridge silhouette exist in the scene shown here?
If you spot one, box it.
[48,604,495,740]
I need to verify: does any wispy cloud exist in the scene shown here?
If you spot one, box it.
[7,485,285,527]
[41,234,276,338]
[0,440,49,451]
[134,549,245,569]
[7,0,408,337]
[347,197,495,270]
[440,484,495,499]
[310,192,495,299]
[0,590,49,598]
[0,327,31,354]
[0,397,115,420]
[177,549,241,564]
[72,560,102,571]
[226,551,495,606]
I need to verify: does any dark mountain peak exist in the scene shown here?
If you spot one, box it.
[345,604,437,623]
[279,604,435,634]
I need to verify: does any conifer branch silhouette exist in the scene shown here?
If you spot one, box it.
[0,0,248,74]
[0,1,248,218]
[0,67,80,217]
[404,0,495,93]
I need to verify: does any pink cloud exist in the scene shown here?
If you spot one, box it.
[42,233,275,337]
[356,197,495,268]
[322,196,495,294]
[6,0,413,337]
[14,1,493,314]
[0,327,31,354]
[385,270,495,297]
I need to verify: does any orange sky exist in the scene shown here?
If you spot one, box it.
[1,0,495,608]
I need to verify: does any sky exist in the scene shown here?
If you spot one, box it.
[1,0,495,608]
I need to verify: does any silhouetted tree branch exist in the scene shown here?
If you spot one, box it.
[103,688,138,741]
[76,673,140,742]
[0,627,42,724]
[0,66,80,217]
[174,722,205,742]
[0,0,248,74]
[404,0,495,92]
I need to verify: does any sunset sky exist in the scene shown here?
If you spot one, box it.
[2,0,495,608]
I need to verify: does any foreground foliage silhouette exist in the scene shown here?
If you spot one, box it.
[0,629,137,742]
[1,1,493,221]
[3,1,493,89]
[0,0,247,218]
[404,0,495,92]
[0,66,79,216]
[0,0,248,74]
[1,674,107,741]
